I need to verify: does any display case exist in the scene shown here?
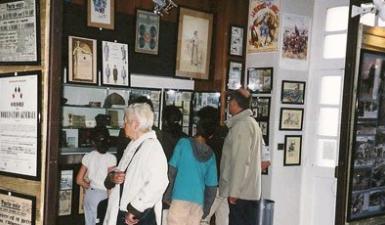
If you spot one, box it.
[128,87,162,127]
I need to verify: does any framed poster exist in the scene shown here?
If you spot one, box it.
[281,80,306,104]
[227,60,243,90]
[229,25,245,57]
[0,0,40,64]
[284,135,302,166]
[68,36,97,85]
[0,72,41,180]
[279,107,304,131]
[0,190,36,225]
[247,67,273,93]
[135,9,160,55]
[102,41,129,86]
[59,169,73,216]
[176,7,213,80]
[87,0,115,30]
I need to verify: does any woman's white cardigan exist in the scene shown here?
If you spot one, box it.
[103,131,169,225]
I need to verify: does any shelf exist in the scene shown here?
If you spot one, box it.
[63,104,125,110]
[61,147,117,155]
[63,83,131,91]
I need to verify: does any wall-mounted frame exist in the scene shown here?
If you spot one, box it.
[102,41,129,87]
[58,169,74,216]
[279,107,304,131]
[258,120,269,146]
[284,135,302,166]
[0,72,41,180]
[175,7,213,80]
[0,190,36,225]
[252,96,271,120]
[229,25,245,57]
[0,0,40,65]
[247,67,273,93]
[87,0,115,30]
[68,36,97,85]
[227,60,244,90]
[281,80,306,104]
[135,9,160,55]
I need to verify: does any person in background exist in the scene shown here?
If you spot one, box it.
[76,129,117,225]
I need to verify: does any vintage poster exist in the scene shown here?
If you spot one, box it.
[135,9,160,55]
[0,190,35,225]
[0,74,39,178]
[0,0,39,63]
[102,41,129,86]
[87,0,114,29]
[58,170,73,216]
[247,0,280,53]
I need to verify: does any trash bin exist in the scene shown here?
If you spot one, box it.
[256,198,275,225]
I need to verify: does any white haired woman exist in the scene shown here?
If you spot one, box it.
[103,103,169,225]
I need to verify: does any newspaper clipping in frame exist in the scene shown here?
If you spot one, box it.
[0,190,35,225]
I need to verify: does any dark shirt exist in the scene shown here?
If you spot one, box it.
[206,125,228,178]
[157,125,188,161]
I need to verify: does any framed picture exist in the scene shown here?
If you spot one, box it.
[87,0,115,30]
[227,60,244,90]
[284,135,302,166]
[58,169,73,216]
[251,96,271,120]
[68,36,97,85]
[229,25,245,57]
[176,7,213,80]
[0,190,36,225]
[247,67,273,93]
[0,0,40,65]
[281,80,306,104]
[135,9,160,55]
[279,107,304,131]
[102,41,129,86]
[258,120,269,145]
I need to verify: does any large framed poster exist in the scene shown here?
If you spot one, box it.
[0,190,36,225]
[0,72,41,180]
[0,0,40,64]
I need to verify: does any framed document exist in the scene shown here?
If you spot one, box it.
[0,190,36,225]
[59,169,73,216]
[68,36,98,85]
[227,60,243,90]
[247,67,273,93]
[102,41,129,86]
[281,80,306,104]
[0,0,40,64]
[0,72,41,180]
[284,135,302,166]
[229,25,245,57]
[135,9,160,55]
[279,107,304,131]
[87,0,115,30]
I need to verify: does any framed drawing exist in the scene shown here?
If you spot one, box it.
[87,0,115,30]
[284,135,302,166]
[135,9,160,55]
[279,107,304,131]
[0,0,40,65]
[176,7,213,80]
[227,60,244,90]
[68,36,97,85]
[102,41,129,86]
[0,190,36,225]
[247,67,273,93]
[281,80,306,104]
[229,25,245,57]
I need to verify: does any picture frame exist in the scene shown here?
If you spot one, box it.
[102,41,129,87]
[58,169,74,216]
[227,60,244,90]
[68,36,97,85]
[0,0,40,65]
[229,25,245,57]
[87,0,115,30]
[247,67,273,93]
[281,80,306,104]
[175,7,213,80]
[251,96,271,120]
[258,120,269,145]
[0,190,36,225]
[279,107,304,131]
[284,135,302,166]
[135,9,160,55]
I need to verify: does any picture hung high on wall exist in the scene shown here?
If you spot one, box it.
[247,67,273,93]
[87,0,115,30]
[279,107,304,131]
[284,135,302,166]
[227,60,244,90]
[281,80,306,104]
[102,41,129,86]
[68,36,97,85]
[0,0,40,64]
[246,0,280,53]
[229,25,245,57]
[176,7,213,80]
[135,9,160,55]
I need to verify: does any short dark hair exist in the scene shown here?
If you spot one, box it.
[228,89,251,109]
[162,105,183,126]
[128,96,154,111]
[196,118,217,139]
[197,106,219,125]
[92,128,110,154]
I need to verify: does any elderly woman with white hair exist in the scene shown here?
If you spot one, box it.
[103,103,169,225]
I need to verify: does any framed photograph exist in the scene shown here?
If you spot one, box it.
[281,80,306,104]
[102,41,129,86]
[0,190,36,225]
[279,107,304,131]
[0,0,40,64]
[247,67,273,93]
[258,120,269,145]
[176,7,213,80]
[135,9,160,55]
[87,0,115,30]
[251,96,271,120]
[229,25,245,57]
[59,169,73,216]
[68,36,97,85]
[284,135,302,166]
[227,60,244,90]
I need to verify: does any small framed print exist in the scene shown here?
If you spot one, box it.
[135,9,160,55]
[284,135,302,166]
[258,120,269,145]
[87,0,115,30]
[279,107,304,131]
[227,60,244,90]
[229,25,245,57]
[102,41,129,86]
[251,97,271,120]
[281,80,306,104]
[247,67,273,93]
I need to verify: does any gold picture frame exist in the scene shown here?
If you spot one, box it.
[87,0,115,30]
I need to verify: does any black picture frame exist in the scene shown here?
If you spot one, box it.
[0,189,36,225]
[284,135,302,166]
[229,25,245,57]
[279,107,304,131]
[247,67,273,94]
[101,41,130,87]
[281,80,306,104]
[227,60,244,90]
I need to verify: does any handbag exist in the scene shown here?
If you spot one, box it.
[117,207,156,225]
[256,198,275,225]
